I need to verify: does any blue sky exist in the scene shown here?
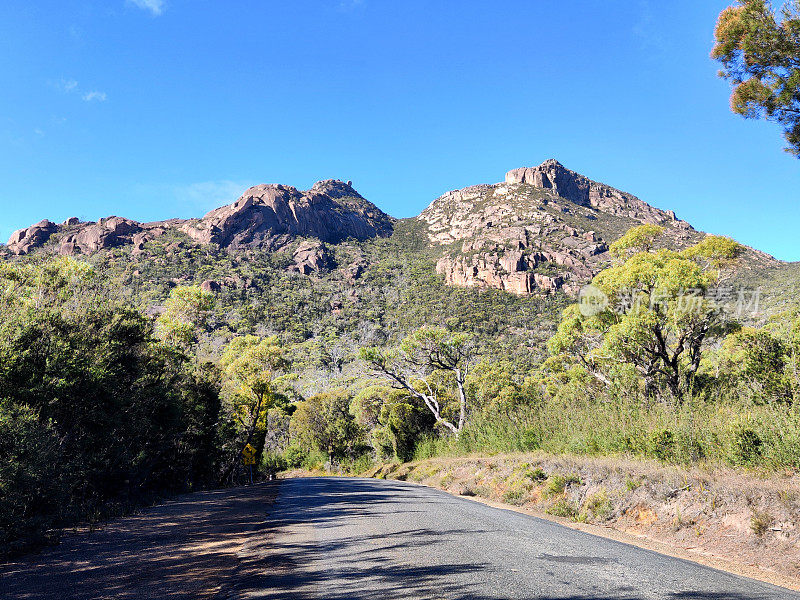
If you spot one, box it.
[1,1,799,259]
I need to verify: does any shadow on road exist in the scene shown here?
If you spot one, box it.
[0,477,791,600]
[0,483,279,600]
[223,478,782,600]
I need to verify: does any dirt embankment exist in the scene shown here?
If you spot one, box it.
[358,454,800,589]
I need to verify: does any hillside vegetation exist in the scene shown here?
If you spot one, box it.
[2,161,800,557]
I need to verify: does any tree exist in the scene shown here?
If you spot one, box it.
[156,285,215,350]
[0,257,229,551]
[0,401,63,556]
[361,326,476,436]
[351,385,435,461]
[290,389,364,462]
[220,336,291,472]
[712,0,800,156]
[465,358,530,418]
[719,327,793,401]
[549,231,743,401]
[609,224,665,257]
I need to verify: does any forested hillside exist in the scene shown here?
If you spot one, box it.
[2,161,799,557]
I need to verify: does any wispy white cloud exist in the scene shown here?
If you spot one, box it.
[56,78,79,93]
[632,0,666,55]
[82,91,107,102]
[52,79,108,102]
[128,0,165,16]
[338,0,365,12]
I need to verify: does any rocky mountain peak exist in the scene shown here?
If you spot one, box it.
[418,161,696,296]
[539,158,564,168]
[182,181,393,249]
[5,180,394,256]
[505,159,677,224]
[310,179,361,199]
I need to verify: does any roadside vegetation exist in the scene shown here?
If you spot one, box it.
[3,223,800,559]
[275,226,800,478]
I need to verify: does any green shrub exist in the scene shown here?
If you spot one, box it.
[349,453,376,475]
[284,445,307,469]
[262,452,287,474]
[730,425,763,465]
[648,429,676,461]
[521,427,542,450]
[625,477,642,491]
[524,466,548,482]
[543,475,565,497]
[502,486,528,505]
[583,489,613,521]
[302,449,328,470]
[0,401,64,557]
[546,498,579,519]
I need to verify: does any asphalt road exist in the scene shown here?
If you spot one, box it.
[3,476,800,600]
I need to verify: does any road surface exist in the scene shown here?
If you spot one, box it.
[2,476,799,599]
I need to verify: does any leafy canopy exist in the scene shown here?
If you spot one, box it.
[549,232,744,400]
[712,0,800,156]
[156,285,215,350]
[361,326,476,435]
[609,224,665,257]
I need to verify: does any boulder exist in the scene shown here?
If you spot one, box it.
[60,217,144,255]
[7,220,58,255]
[200,280,222,293]
[131,232,150,256]
[289,241,333,275]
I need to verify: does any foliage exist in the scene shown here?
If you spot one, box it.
[290,389,365,461]
[0,401,63,555]
[549,233,743,400]
[0,258,229,556]
[219,335,293,475]
[648,429,676,461]
[720,327,793,400]
[609,224,665,257]
[156,285,215,349]
[409,386,800,472]
[583,489,613,521]
[362,326,476,435]
[372,389,435,461]
[712,0,800,156]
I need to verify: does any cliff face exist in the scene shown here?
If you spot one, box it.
[5,180,394,256]
[418,160,696,296]
[505,159,677,223]
[180,180,394,250]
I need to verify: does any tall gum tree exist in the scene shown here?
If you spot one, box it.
[361,326,476,436]
[548,228,743,401]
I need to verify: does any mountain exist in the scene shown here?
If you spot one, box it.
[4,179,393,257]
[1,159,784,307]
[419,159,700,296]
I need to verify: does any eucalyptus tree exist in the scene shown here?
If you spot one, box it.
[361,326,476,436]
